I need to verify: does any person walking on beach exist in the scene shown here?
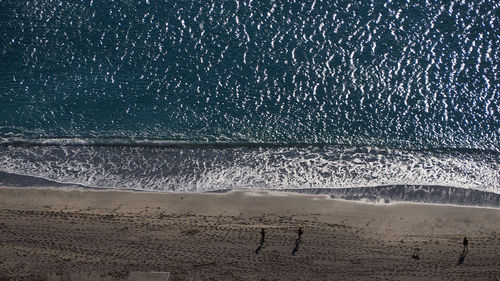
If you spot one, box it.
[297,227,304,240]
[463,236,468,251]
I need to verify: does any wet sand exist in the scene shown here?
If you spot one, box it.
[0,186,499,280]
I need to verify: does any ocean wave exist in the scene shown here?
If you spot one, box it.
[0,136,498,155]
[0,144,497,196]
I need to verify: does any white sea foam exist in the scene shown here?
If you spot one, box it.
[0,145,497,195]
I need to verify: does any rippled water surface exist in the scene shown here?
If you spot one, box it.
[1,0,498,149]
[0,0,498,200]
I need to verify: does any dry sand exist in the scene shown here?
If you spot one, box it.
[0,186,499,280]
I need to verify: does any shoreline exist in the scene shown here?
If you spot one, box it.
[3,181,500,210]
[2,168,500,209]
[1,186,499,280]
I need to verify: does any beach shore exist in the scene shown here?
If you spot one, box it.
[0,186,499,280]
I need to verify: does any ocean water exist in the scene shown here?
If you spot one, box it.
[0,0,498,206]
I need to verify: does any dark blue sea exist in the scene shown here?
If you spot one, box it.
[0,0,498,206]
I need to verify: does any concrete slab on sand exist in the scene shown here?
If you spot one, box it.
[128,271,170,281]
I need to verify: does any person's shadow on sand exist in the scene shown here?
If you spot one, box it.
[255,240,265,254]
[292,238,301,255]
[457,249,468,265]
[255,228,267,254]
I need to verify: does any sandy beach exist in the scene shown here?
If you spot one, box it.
[0,186,499,281]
